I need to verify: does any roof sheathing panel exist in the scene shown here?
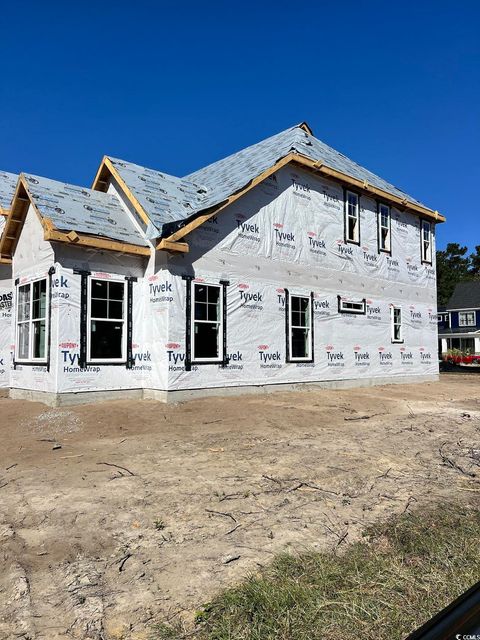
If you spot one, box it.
[107,157,207,238]
[0,171,18,211]
[23,173,148,247]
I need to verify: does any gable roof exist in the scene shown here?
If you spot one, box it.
[0,174,150,261]
[0,171,18,214]
[93,122,444,247]
[447,281,480,310]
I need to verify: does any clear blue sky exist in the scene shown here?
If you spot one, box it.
[1,1,478,252]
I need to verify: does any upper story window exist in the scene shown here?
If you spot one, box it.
[286,292,313,362]
[345,191,360,244]
[16,277,49,362]
[88,278,127,362]
[459,311,476,327]
[378,203,391,253]
[421,220,432,264]
[391,306,403,343]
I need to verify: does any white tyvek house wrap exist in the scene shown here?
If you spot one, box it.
[0,265,13,387]
[163,166,438,391]
[10,207,57,392]
[55,269,156,393]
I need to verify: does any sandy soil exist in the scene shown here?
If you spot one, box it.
[1,375,479,640]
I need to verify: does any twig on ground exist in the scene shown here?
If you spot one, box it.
[206,509,237,523]
[97,462,135,476]
[439,442,476,478]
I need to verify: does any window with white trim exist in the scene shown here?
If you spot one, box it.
[459,311,476,327]
[287,293,313,361]
[378,203,391,252]
[391,306,403,343]
[87,278,127,362]
[421,220,432,263]
[191,282,224,362]
[338,296,366,314]
[345,191,360,243]
[16,277,49,362]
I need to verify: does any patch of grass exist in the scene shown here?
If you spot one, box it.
[154,503,480,640]
[154,518,166,531]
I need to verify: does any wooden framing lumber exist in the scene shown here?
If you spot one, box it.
[44,228,150,255]
[156,239,189,253]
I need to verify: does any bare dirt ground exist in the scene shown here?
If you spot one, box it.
[1,375,480,640]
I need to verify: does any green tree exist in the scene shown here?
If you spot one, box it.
[436,243,471,306]
[468,245,480,279]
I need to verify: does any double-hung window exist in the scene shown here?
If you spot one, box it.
[421,220,432,264]
[345,191,360,244]
[16,277,49,362]
[391,306,403,343]
[286,292,313,362]
[87,278,127,362]
[378,203,391,253]
[459,311,475,327]
[191,281,225,363]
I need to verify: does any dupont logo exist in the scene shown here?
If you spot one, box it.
[59,342,78,349]
[238,283,249,290]
[92,272,112,279]
[193,277,205,283]
[165,342,181,349]
[258,345,269,351]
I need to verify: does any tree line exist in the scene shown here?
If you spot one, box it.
[436,244,480,306]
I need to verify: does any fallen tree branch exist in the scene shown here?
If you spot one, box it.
[439,442,476,478]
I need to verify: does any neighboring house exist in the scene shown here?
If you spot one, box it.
[0,122,445,405]
[438,281,480,355]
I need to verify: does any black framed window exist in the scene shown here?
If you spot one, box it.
[391,306,403,343]
[88,278,127,362]
[345,190,360,244]
[421,220,432,264]
[378,203,391,253]
[338,296,366,315]
[16,277,49,362]
[286,291,314,362]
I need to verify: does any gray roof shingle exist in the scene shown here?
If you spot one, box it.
[447,281,480,310]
